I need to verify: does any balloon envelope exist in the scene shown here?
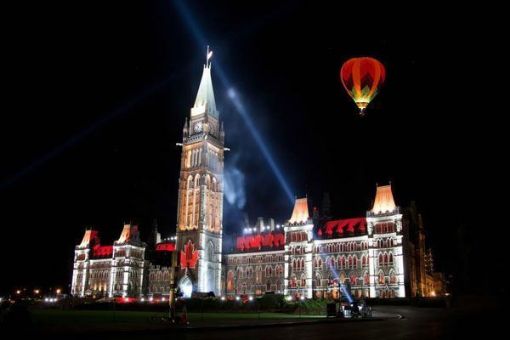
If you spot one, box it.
[340,57,386,115]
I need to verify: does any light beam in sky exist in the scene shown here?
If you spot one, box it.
[172,0,294,204]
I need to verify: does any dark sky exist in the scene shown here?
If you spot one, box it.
[1,1,504,294]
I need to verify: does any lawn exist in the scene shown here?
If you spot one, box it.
[29,309,324,333]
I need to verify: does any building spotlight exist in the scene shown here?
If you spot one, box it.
[141,297,145,302]
[235,296,240,301]
[220,296,225,301]
[248,296,253,301]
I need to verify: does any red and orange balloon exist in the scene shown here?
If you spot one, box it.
[340,57,386,116]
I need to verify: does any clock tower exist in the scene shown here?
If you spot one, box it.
[175,49,224,296]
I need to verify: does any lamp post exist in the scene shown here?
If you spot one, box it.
[169,249,178,322]
[300,295,305,318]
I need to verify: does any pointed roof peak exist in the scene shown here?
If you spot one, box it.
[116,223,141,245]
[191,46,218,118]
[79,229,99,248]
[289,197,310,224]
[371,183,397,214]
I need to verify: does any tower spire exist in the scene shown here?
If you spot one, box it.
[191,46,217,118]
[206,45,213,67]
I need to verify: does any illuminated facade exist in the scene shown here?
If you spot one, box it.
[71,56,431,300]
[224,185,424,299]
[71,224,145,298]
[174,57,224,297]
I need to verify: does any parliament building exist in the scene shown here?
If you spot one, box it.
[71,56,435,300]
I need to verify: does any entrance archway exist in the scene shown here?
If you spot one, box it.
[178,276,193,298]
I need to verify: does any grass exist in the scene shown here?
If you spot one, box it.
[29,309,324,332]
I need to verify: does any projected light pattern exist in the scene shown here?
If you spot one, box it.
[0,76,175,190]
[172,0,294,204]
[340,283,354,303]
[315,249,354,303]
[224,163,246,209]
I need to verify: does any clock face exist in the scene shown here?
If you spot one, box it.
[194,122,203,132]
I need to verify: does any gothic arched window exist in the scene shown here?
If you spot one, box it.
[378,270,385,284]
[363,271,370,285]
[389,270,397,284]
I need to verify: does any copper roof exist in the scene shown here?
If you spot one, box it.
[371,184,397,214]
[116,223,140,244]
[289,198,310,224]
[79,229,99,248]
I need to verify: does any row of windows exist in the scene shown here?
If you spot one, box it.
[376,238,397,248]
[185,174,219,191]
[314,255,369,270]
[378,252,394,267]
[228,254,284,265]
[315,241,369,254]
[289,246,305,255]
[186,148,202,168]
[90,284,109,292]
[235,282,284,295]
[235,265,284,279]
[185,148,221,171]
[149,271,170,281]
[291,258,306,271]
[378,270,398,284]
[379,289,397,298]
[288,232,308,243]
[89,270,109,279]
[314,271,369,287]
[374,223,396,234]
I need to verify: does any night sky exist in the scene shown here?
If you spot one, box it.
[1,1,504,295]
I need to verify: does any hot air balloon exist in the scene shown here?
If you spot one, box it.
[340,57,386,116]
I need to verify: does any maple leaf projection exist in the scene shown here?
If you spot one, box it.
[180,240,199,269]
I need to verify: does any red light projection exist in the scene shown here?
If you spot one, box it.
[235,231,285,252]
[155,242,176,252]
[92,245,113,258]
[180,240,199,269]
[321,218,367,237]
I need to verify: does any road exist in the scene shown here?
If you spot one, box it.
[33,304,505,340]
[175,306,502,340]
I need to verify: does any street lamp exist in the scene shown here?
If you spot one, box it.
[56,289,61,295]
